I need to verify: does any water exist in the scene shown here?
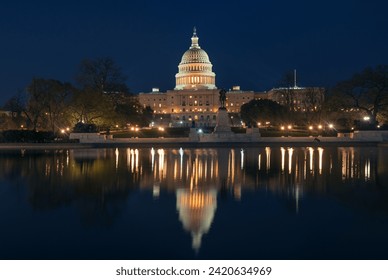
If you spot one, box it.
[0,146,387,260]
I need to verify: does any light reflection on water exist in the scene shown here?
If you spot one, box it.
[0,146,387,259]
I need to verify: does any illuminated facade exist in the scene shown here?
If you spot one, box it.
[267,86,325,112]
[138,29,257,127]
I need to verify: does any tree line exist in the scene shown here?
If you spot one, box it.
[240,65,388,130]
[0,57,153,133]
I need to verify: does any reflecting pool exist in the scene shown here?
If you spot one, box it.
[0,146,388,259]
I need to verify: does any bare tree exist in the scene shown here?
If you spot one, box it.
[25,78,73,132]
[334,65,388,125]
[75,57,128,93]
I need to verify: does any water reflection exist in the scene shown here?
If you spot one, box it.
[0,146,385,254]
[177,188,217,252]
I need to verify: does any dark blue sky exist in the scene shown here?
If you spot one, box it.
[1,0,387,103]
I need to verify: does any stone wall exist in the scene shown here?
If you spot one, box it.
[352,130,388,141]
[69,133,112,143]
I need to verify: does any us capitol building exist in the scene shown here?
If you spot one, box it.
[138,28,324,128]
[138,28,258,128]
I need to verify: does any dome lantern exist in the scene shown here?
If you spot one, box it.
[190,27,199,49]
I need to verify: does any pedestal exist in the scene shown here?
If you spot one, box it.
[213,108,232,134]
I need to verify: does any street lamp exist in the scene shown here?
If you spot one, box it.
[363,116,370,121]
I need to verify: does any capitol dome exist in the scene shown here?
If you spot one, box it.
[175,28,217,90]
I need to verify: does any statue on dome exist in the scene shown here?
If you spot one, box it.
[219,89,227,109]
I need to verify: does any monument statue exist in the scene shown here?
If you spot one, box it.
[219,89,226,109]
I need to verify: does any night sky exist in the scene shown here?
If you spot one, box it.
[1,0,387,103]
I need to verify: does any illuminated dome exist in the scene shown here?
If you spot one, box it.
[175,28,216,90]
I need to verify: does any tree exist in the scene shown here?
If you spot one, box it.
[240,99,288,127]
[270,71,297,112]
[25,78,74,132]
[68,88,115,126]
[300,87,325,124]
[75,57,128,93]
[114,95,145,126]
[1,93,26,130]
[71,57,137,128]
[333,65,388,125]
[72,57,151,129]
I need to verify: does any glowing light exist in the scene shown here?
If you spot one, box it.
[328,124,334,129]
[308,147,314,172]
[288,148,293,174]
[153,184,160,198]
[318,125,323,129]
[60,129,65,134]
[265,147,271,171]
[179,148,184,179]
[240,149,244,170]
[198,129,203,133]
[318,147,324,174]
[365,159,370,181]
[281,147,286,172]
[281,126,285,130]
[363,116,370,121]
[157,149,165,178]
[115,148,119,169]
[151,147,155,171]
[309,126,313,130]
